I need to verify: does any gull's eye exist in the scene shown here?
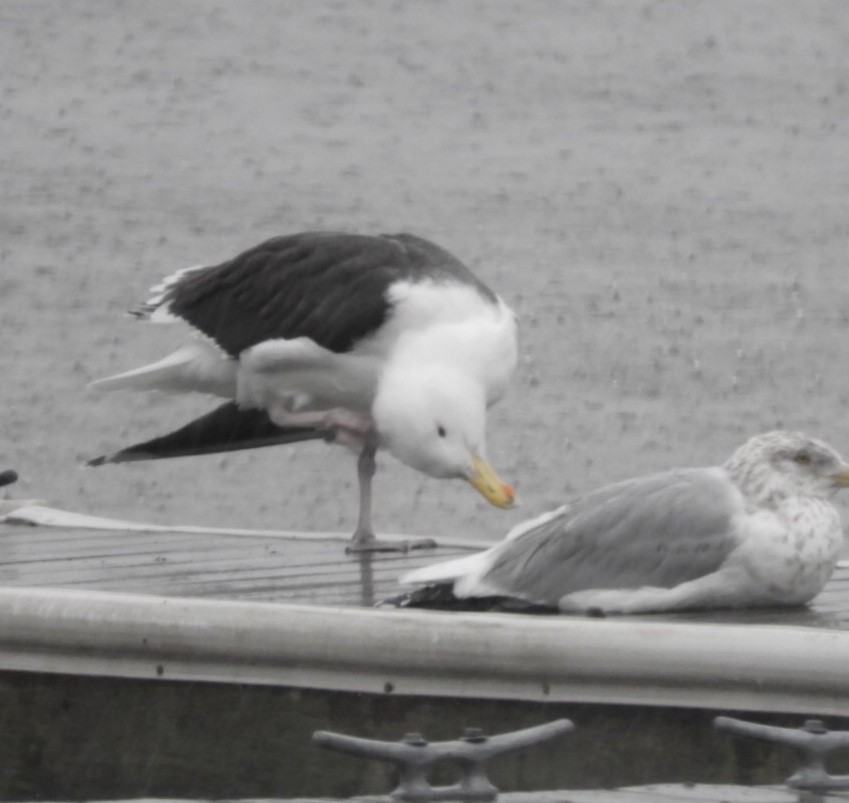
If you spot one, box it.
[794,451,812,466]
[437,425,447,438]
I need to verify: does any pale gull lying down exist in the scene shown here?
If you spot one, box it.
[399,431,849,614]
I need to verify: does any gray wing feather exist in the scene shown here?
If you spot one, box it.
[480,468,743,606]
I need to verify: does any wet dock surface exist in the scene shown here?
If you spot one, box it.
[3,506,849,801]
[2,505,849,624]
[0,506,474,607]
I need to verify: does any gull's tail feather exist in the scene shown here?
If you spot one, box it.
[89,343,235,396]
[88,402,333,466]
[379,584,556,614]
[400,551,489,587]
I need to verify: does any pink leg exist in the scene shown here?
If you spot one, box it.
[270,407,435,552]
[268,407,374,449]
[349,437,378,547]
[346,433,437,553]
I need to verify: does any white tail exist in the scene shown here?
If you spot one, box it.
[90,343,235,397]
[400,550,489,586]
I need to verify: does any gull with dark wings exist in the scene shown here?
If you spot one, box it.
[400,431,849,612]
[89,231,517,551]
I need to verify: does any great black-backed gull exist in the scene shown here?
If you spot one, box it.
[398,431,849,612]
[89,232,517,551]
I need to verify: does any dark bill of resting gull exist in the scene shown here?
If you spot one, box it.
[395,431,849,614]
[88,231,517,551]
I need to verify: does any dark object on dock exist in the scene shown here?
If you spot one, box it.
[0,470,18,488]
[381,583,558,614]
[313,718,575,801]
[714,715,849,791]
[87,401,333,465]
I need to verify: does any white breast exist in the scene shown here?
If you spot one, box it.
[727,497,843,605]
[365,280,517,404]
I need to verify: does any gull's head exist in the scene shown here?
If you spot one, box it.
[724,430,849,504]
[372,367,515,509]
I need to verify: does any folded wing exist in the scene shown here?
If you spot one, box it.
[405,468,745,608]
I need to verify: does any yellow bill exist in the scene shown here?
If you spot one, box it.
[467,455,516,509]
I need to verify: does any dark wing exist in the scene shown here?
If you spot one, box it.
[480,468,743,606]
[136,232,492,357]
[87,402,332,465]
[381,584,558,614]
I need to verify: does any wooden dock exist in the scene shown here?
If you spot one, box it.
[2,503,849,801]
[3,503,849,620]
[2,503,849,712]
[0,504,470,607]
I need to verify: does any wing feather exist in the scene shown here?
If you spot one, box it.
[136,232,492,357]
[473,468,744,606]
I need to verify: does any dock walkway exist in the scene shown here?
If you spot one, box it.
[1,504,849,715]
[3,506,849,800]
